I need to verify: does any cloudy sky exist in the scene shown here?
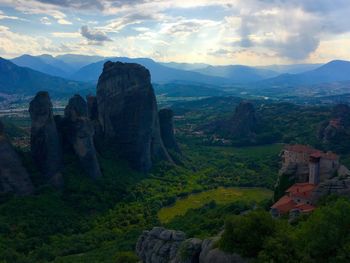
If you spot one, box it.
[0,0,350,65]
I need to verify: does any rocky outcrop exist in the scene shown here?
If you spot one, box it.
[312,176,350,202]
[229,101,257,138]
[29,91,63,187]
[136,227,186,263]
[201,101,258,144]
[96,61,171,171]
[136,227,246,263]
[318,104,350,153]
[64,95,102,179]
[159,108,180,153]
[0,120,34,195]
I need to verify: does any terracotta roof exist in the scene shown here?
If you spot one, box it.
[271,195,296,214]
[272,183,317,214]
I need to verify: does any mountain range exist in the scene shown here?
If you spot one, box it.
[2,54,350,98]
[0,57,92,96]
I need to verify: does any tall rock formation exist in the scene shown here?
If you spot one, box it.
[29,91,63,187]
[0,120,34,195]
[96,61,171,171]
[64,94,102,179]
[159,108,181,153]
[229,101,257,138]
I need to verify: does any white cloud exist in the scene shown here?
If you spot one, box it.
[40,16,51,25]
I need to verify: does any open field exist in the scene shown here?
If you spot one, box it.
[158,187,273,223]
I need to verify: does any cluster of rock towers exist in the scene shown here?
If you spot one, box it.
[0,61,180,195]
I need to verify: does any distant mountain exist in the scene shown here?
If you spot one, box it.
[71,57,231,85]
[0,57,92,95]
[160,62,209,71]
[196,65,279,83]
[11,54,70,78]
[257,63,323,74]
[55,54,105,71]
[259,60,350,87]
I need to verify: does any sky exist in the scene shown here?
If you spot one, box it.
[0,0,350,66]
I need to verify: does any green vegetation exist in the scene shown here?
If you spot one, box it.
[0,138,280,262]
[1,96,348,263]
[219,197,350,263]
[158,187,272,223]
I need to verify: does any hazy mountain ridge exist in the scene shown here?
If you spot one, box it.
[0,57,93,95]
[258,60,350,87]
[70,57,231,85]
[196,65,279,83]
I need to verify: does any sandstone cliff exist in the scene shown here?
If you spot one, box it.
[96,61,171,171]
[0,120,34,195]
[29,91,63,187]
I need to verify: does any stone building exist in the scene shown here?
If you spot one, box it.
[272,144,342,216]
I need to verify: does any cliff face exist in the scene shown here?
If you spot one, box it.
[159,108,181,153]
[29,91,63,187]
[229,101,257,137]
[64,94,102,179]
[96,61,171,171]
[0,120,34,195]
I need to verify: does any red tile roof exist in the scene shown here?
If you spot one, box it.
[272,183,317,214]
[271,195,296,214]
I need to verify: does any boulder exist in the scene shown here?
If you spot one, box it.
[136,227,186,263]
[159,108,181,153]
[136,227,246,263]
[64,94,102,179]
[29,91,63,187]
[96,61,171,171]
[0,120,34,195]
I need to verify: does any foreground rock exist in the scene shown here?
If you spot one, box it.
[0,120,34,195]
[64,95,102,179]
[136,227,186,263]
[96,61,171,171]
[29,91,63,186]
[159,108,181,153]
[136,227,245,263]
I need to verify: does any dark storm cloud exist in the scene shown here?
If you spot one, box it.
[80,25,112,42]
